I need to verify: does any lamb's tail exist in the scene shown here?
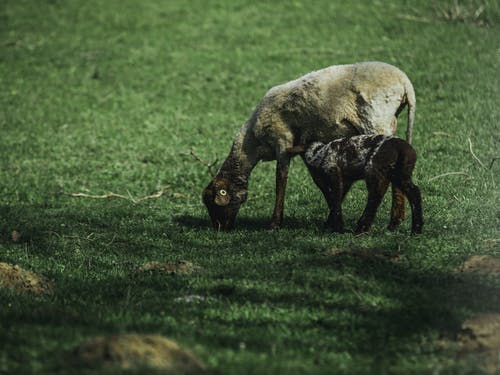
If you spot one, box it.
[404,77,416,144]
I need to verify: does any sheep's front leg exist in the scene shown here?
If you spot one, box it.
[355,174,389,234]
[268,153,290,230]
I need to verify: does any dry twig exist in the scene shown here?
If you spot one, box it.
[68,185,172,204]
[432,131,453,137]
[181,149,218,177]
[489,157,499,169]
[397,14,432,23]
[467,137,486,169]
[428,171,471,182]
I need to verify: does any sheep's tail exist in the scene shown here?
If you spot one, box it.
[404,77,416,144]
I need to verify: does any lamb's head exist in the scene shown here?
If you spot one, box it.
[202,178,248,231]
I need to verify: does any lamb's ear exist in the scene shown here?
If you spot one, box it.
[214,189,230,206]
[285,145,306,156]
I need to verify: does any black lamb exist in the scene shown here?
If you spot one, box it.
[287,134,423,234]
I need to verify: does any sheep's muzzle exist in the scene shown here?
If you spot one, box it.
[202,180,241,231]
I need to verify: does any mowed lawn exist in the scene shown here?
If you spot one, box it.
[0,0,499,374]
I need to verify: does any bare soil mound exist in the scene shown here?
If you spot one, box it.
[0,262,54,295]
[457,313,500,352]
[456,313,500,374]
[459,255,500,276]
[137,260,201,275]
[72,334,205,373]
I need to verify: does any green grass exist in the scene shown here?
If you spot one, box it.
[0,0,499,374]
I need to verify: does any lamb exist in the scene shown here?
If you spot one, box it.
[286,135,423,234]
[203,61,416,231]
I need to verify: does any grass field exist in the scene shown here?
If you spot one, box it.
[1,0,499,373]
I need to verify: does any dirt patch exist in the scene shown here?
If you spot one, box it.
[0,262,54,295]
[72,334,205,374]
[322,248,401,263]
[137,260,202,275]
[458,255,500,276]
[455,314,500,374]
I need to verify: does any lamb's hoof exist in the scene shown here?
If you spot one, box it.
[266,221,281,231]
[328,226,345,234]
[387,224,399,232]
[411,226,423,235]
[388,218,403,231]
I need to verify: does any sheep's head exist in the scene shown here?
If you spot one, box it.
[202,178,247,231]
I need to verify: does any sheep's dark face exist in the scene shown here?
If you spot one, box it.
[202,178,247,231]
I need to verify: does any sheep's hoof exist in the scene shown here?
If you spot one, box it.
[325,224,344,234]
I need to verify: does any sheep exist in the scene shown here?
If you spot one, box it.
[286,135,423,234]
[203,61,416,231]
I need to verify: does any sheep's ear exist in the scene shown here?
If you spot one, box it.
[235,190,248,203]
[214,189,230,206]
[202,187,213,205]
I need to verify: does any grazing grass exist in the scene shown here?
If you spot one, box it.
[0,0,499,373]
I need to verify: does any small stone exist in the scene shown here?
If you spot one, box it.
[11,230,21,242]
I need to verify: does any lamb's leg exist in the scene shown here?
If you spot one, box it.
[324,171,344,233]
[399,181,423,234]
[355,174,389,234]
[268,153,290,230]
[302,160,334,209]
[302,162,344,232]
[388,185,406,230]
[387,115,406,229]
[341,180,353,202]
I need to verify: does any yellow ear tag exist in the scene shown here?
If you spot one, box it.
[215,189,230,206]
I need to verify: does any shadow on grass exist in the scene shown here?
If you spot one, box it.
[195,254,500,359]
[0,203,172,255]
[173,214,323,232]
[1,203,499,371]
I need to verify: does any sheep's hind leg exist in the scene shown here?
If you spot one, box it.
[355,174,389,234]
[388,185,406,231]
